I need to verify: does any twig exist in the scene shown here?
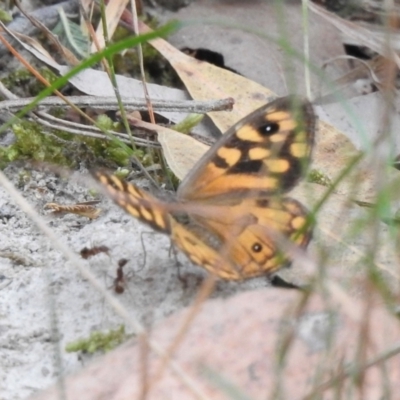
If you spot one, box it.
[32,111,159,147]
[0,95,234,113]
[130,0,155,124]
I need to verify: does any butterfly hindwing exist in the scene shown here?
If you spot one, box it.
[177,197,311,279]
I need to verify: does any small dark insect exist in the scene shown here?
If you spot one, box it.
[113,258,129,294]
[80,245,110,259]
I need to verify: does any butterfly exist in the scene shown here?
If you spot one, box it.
[94,96,316,280]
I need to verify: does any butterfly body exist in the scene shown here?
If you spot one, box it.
[95,96,316,280]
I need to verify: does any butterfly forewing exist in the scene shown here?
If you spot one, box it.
[95,173,172,234]
[177,96,315,202]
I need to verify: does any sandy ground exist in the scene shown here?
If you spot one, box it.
[0,164,269,399]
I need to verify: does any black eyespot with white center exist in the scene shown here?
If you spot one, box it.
[252,243,263,253]
[260,122,280,136]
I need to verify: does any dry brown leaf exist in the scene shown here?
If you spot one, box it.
[0,22,61,69]
[138,20,275,133]
[129,117,210,181]
[309,2,400,68]
[158,129,209,181]
[165,0,349,96]
[313,118,400,203]
[91,0,130,52]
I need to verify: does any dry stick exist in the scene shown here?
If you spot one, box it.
[38,113,159,146]
[32,112,143,146]
[128,3,159,389]
[0,96,234,113]
[301,0,311,100]
[0,81,19,100]
[129,154,160,189]
[0,93,232,146]
[87,1,138,151]
[0,79,157,147]
[0,171,210,400]
[128,0,160,195]
[0,92,232,144]
[0,102,151,147]
[130,0,155,125]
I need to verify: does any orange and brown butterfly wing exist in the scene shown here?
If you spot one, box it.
[94,172,244,279]
[175,197,312,280]
[94,175,311,280]
[177,96,315,201]
[223,197,311,278]
[94,173,171,234]
[169,218,240,279]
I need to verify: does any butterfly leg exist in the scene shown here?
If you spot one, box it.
[167,239,187,286]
